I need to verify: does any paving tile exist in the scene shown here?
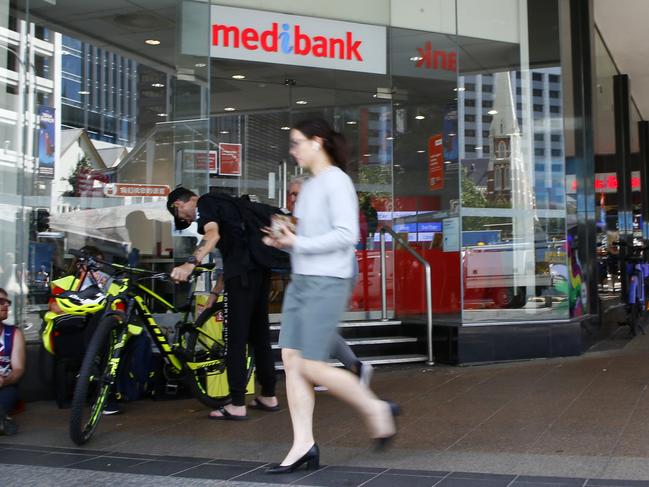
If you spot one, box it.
[0,447,61,466]
[235,465,324,484]
[64,455,147,472]
[434,478,513,487]
[388,468,450,476]
[285,465,379,486]
[587,480,649,486]
[170,463,261,480]
[448,472,517,481]
[121,459,207,476]
[364,472,443,487]
[515,475,586,485]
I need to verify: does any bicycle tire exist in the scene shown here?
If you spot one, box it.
[69,315,119,445]
[181,302,254,408]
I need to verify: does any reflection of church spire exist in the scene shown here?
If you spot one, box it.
[487,72,537,292]
[487,72,520,204]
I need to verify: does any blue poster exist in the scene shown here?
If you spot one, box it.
[38,106,55,178]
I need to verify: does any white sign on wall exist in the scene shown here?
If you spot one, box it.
[210,5,387,74]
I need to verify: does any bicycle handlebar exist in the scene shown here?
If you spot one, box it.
[68,249,217,283]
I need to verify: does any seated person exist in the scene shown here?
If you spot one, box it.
[0,288,25,435]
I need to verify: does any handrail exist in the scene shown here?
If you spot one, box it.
[379,226,434,366]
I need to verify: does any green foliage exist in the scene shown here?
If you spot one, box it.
[62,156,92,197]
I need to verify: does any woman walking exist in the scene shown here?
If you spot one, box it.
[264,118,398,474]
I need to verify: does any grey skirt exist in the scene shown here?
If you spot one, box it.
[278,274,353,361]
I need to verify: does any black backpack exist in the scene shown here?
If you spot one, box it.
[211,193,291,271]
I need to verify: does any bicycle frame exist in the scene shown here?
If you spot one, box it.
[100,263,221,374]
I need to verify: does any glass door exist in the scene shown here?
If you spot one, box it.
[208,59,394,319]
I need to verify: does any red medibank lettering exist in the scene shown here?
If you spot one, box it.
[415,41,456,72]
[212,22,363,61]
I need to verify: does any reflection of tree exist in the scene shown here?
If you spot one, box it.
[358,165,391,193]
[62,156,92,197]
[461,166,510,232]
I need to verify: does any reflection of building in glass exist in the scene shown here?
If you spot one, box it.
[61,36,138,145]
[460,68,564,209]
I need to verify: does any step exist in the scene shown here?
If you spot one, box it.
[273,353,428,371]
[271,335,417,350]
[269,320,402,332]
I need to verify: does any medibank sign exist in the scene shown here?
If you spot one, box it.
[210,5,386,74]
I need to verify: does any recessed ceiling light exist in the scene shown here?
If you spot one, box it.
[145,39,161,45]
[295,100,308,105]
[415,115,425,120]
[157,113,167,117]
[224,107,236,112]
[386,136,394,141]
[444,160,452,164]
[409,56,423,62]
[488,109,498,115]
[346,120,357,125]
[448,133,456,137]
[78,90,90,95]
[453,87,466,92]
[232,74,246,80]
[151,83,165,88]
[195,63,207,68]
[280,126,291,131]
[219,130,230,134]
[475,146,483,150]
[417,150,425,153]
[363,153,371,157]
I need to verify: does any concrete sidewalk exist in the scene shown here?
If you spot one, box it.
[4,329,649,483]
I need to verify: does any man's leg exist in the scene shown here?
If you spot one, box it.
[330,335,373,387]
[248,269,277,404]
[0,385,19,435]
[213,274,253,414]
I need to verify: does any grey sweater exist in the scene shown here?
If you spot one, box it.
[291,166,359,279]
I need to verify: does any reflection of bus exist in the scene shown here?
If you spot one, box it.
[463,240,565,308]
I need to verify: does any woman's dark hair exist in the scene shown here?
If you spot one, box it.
[293,118,349,172]
[0,287,5,296]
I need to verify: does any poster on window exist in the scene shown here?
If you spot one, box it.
[38,106,55,178]
[219,143,242,176]
[427,134,444,190]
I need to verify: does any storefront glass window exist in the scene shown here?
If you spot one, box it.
[459,0,570,323]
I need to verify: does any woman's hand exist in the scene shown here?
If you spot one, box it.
[262,224,296,249]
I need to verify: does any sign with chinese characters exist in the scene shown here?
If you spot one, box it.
[209,5,386,74]
[104,183,170,198]
[427,134,444,190]
[219,143,242,176]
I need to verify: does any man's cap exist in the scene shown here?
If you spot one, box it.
[166,187,195,230]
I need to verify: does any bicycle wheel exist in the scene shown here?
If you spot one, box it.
[69,315,119,445]
[181,302,254,409]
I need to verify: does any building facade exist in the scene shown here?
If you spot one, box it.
[1,0,639,364]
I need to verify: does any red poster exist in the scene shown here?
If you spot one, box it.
[193,150,218,173]
[428,134,444,190]
[219,143,242,176]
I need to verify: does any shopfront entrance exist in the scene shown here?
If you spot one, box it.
[6,0,588,364]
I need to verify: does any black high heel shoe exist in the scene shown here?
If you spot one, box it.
[374,401,401,452]
[266,443,320,474]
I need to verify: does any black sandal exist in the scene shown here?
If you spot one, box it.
[208,406,248,421]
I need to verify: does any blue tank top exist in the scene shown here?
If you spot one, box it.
[0,325,15,376]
